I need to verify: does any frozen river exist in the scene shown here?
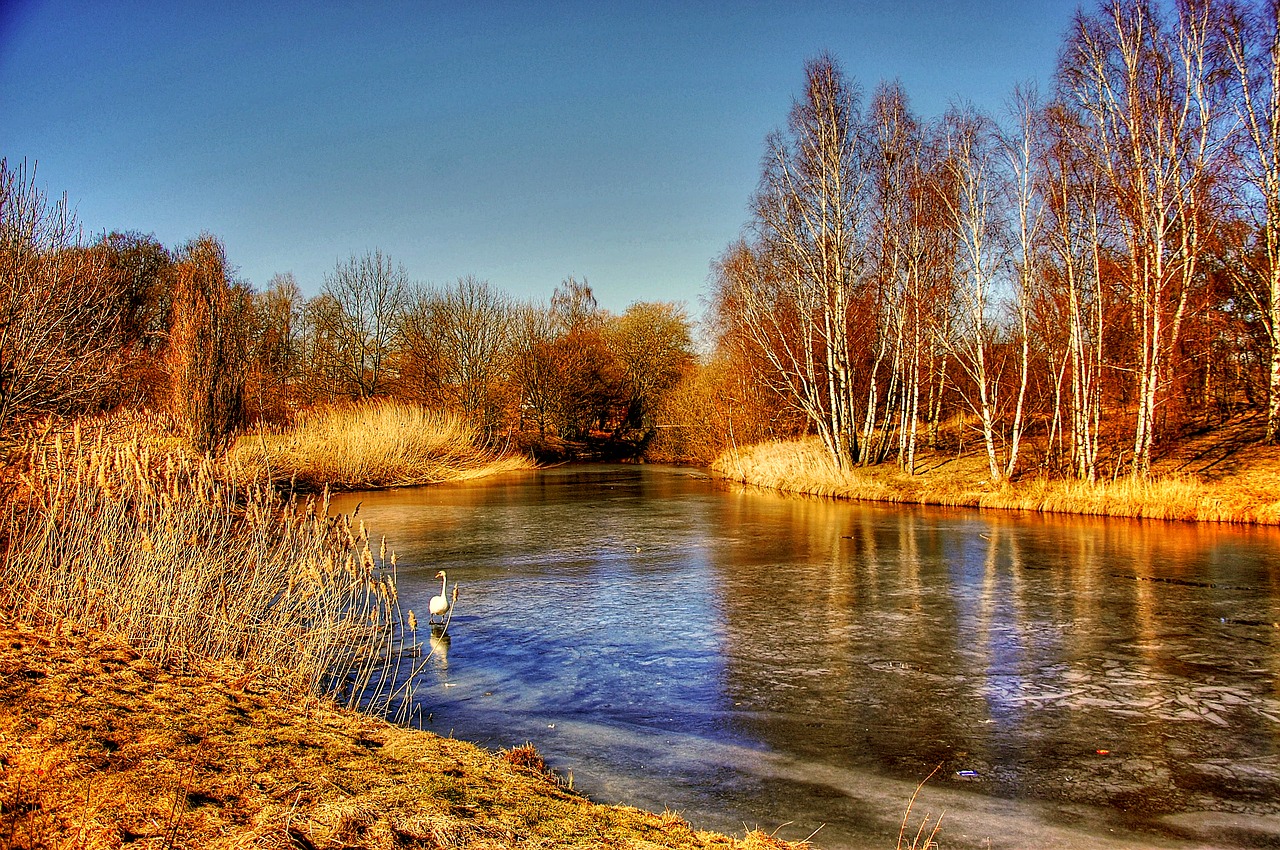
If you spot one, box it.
[330,465,1280,849]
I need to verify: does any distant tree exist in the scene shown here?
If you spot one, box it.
[96,231,173,408]
[98,231,172,353]
[606,301,695,431]
[315,250,408,398]
[509,302,563,435]
[297,292,349,403]
[550,276,602,333]
[545,277,630,436]
[166,234,250,456]
[552,325,627,436]
[249,272,305,421]
[399,276,514,429]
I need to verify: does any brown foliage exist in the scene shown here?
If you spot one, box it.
[0,159,128,436]
[166,235,249,456]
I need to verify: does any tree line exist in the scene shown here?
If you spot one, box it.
[711,0,1280,481]
[0,157,694,456]
[10,0,1279,477]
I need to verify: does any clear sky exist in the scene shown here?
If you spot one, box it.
[1,1,1082,315]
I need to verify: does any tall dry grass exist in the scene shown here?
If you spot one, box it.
[714,437,1280,524]
[2,423,426,712]
[981,475,1280,523]
[230,400,532,491]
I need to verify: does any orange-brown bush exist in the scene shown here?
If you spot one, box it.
[166,235,250,456]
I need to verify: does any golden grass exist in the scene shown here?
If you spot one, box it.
[2,423,422,711]
[0,621,806,850]
[713,437,1280,524]
[228,400,533,492]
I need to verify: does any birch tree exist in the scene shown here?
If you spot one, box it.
[999,85,1048,479]
[1044,104,1110,480]
[937,104,1008,481]
[1058,0,1229,474]
[739,54,870,468]
[1222,0,1280,442]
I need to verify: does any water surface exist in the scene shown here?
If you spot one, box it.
[330,465,1280,849]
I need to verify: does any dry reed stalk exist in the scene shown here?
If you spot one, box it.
[1,426,422,709]
[896,767,943,850]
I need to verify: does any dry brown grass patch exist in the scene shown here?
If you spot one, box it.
[228,400,533,492]
[0,619,806,850]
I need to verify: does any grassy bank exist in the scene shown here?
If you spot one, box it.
[228,401,533,491]
[0,618,799,850]
[713,434,1280,524]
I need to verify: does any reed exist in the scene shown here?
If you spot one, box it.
[714,438,1280,524]
[228,400,532,491]
[1,423,423,710]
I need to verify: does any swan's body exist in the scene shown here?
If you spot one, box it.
[429,570,451,622]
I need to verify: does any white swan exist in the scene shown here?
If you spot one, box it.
[429,570,452,623]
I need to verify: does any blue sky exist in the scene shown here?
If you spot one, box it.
[1,1,1081,314]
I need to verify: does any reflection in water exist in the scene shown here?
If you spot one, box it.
[426,625,450,670]
[331,467,1280,850]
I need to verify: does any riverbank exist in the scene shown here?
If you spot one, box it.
[711,420,1280,524]
[0,411,806,849]
[0,617,801,850]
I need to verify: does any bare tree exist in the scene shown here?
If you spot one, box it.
[400,276,513,428]
[1222,0,1280,441]
[316,250,408,398]
[550,275,602,333]
[0,158,126,435]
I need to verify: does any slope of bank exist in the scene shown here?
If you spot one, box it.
[0,618,801,850]
[712,424,1280,524]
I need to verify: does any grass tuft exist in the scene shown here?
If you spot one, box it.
[227,400,532,492]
